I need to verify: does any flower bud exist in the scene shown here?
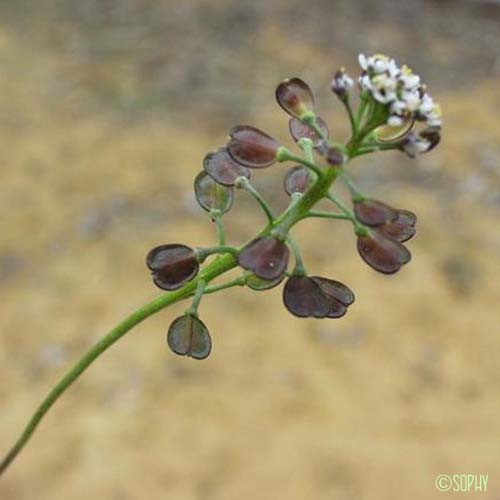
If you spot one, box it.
[238,236,289,280]
[167,314,212,360]
[357,231,411,274]
[194,171,233,214]
[354,198,398,226]
[146,244,199,290]
[288,116,329,147]
[203,147,250,186]
[227,125,279,168]
[275,78,314,118]
[283,166,311,196]
[331,68,353,97]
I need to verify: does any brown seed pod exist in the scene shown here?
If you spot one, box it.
[283,166,312,196]
[275,78,315,118]
[203,147,250,186]
[288,116,329,147]
[238,236,289,280]
[227,125,279,168]
[146,244,199,290]
[354,198,398,226]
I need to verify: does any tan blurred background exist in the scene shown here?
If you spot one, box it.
[1,1,500,499]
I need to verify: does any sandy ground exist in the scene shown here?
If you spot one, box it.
[1,2,500,499]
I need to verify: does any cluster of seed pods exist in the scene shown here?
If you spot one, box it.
[146,70,428,360]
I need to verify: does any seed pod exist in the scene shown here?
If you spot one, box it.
[326,147,345,166]
[167,314,212,360]
[288,116,329,147]
[194,171,233,213]
[238,236,289,280]
[357,231,411,274]
[282,276,330,318]
[354,198,398,226]
[419,127,441,152]
[146,244,199,290]
[283,166,311,196]
[374,117,414,143]
[275,78,315,118]
[227,125,279,168]
[311,276,355,318]
[376,210,417,243]
[203,147,250,186]
[246,273,285,291]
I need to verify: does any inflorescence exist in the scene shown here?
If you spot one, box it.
[147,53,442,360]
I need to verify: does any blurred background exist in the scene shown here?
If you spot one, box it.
[1,1,500,498]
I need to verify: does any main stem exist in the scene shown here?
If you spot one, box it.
[0,159,342,477]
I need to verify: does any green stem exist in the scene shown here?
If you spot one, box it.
[0,252,238,477]
[211,210,226,245]
[338,170,365,202]
[276,147,324,178]
[185,279,207,316]
[341,96,357,136]
[236,177,274,223]
[305,210,350,221]
[326,192,368,236]
[196,246,238,261]
[286,235,306,276]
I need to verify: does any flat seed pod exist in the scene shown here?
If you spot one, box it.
[238,236,289,280]
[246,273,284,291]
[275,78,314,118]
[357,231,411,274]
[167,315,212,360]
[374,117,414,143]
[194,171,233,213]
[283,166,312,196]
[377,210,417,243]
[288,116,329,146]
[146,244,199,290]
[311,277,355,306]
[354,198,398,226]
[227,125,279,168]
[203,148,250,186]
[282,276,330,318]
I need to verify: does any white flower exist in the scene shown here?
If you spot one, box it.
[356,53,442,130]
[402,134,431,157]
[388,115,404,127]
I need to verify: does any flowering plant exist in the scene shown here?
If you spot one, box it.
[0,54,441,475]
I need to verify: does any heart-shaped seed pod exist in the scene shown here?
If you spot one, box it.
[283,166,312,196]
[354,198,398,226]
[167,314,212,360]
[227,125,279,168]
[203,147,250,186]
[282,276,330,318]
[275,78,315,118]
[238,236,289,280]
[194,171,233,214]
[288,116,329,147]
[357,231,411,274]
[146,244,199,290]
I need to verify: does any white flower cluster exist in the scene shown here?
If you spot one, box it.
[357,53,442,129]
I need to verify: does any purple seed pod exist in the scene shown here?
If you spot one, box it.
[167,315,212,360]
[227,125,280,168]
[325,146,345,166]
[354,198,398,226]
[146,244,199,290]
[275,78,315,118]
[376,210,417,243]
[283,276,330,318]
[283,166,312,196]
[288,116,329,147]
[311,276,355,318]
[194,171,233,214]
[357,231,411,274]
[203,147,250,186]
[238,236,289,280]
